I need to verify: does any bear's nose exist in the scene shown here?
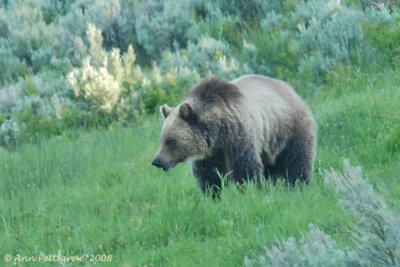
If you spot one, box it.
[152,157,163,169]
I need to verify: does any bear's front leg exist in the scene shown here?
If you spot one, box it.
[227,143,264,184]
[192,150,226,198]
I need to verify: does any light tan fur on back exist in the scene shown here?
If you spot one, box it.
[230,75,316,166]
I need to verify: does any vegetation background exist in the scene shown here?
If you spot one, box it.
[0,0,399,266]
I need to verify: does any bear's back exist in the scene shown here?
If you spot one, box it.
[229,75,307,123]
[230,75,316,164]
[230,75,302,107]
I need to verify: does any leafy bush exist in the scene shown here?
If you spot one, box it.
[0,118,21,150]
[328,160,400,266]
[0,1,61,84]
[252,0,400,80]
[295,0,365,76]
[216,0,282,22]
[364,12,400,68]
[0,0,400,147]
[67,23,201,117]
[244,224,353,267]
[244,160,400,266]
[160,35,254,80]
[67,23,142,115]
[135,0,197,60]
[0,80,23,114]
[255,0,367,79]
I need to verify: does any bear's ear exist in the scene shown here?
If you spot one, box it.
[160,104,173,120]
[179,103,197,122]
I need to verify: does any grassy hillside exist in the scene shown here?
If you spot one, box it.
[1,0,400,265]
[1,68,399,266]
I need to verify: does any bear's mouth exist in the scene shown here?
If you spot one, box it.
[162,162,176,171]
[152,158,177,172]
[161,157,187,171]
[152,156,186,172]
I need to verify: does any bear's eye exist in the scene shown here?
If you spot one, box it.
[165,138,176,146]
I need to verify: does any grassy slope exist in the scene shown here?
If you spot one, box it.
[0,70,399,266]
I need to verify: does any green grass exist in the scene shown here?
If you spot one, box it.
[1,69,399,266]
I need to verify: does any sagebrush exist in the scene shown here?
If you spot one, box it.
[0,0,399,148]
[244,160,400,267]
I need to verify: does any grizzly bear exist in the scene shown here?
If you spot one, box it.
[152,74,317,196]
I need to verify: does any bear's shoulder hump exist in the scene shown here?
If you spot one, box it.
[188,77,242,103]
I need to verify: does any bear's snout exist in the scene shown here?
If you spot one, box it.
[151,157,163,169]
[152,156,173,171]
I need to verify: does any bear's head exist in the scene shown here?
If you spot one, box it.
[152,101,211,171]
[152,77,243,171]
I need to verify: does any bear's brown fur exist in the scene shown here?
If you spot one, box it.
[152,74,317,196]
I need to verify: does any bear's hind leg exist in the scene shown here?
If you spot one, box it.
[266,139,313,185]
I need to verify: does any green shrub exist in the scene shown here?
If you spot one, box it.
[251,0,400,81]
[364,14,400,68]
[67,23,142,115]
[201,14,245,49]
[216,0,282,23]
[0,48,29,84]
[135,0,197,60]
[328,160,400,266]
[257,0,367,79]
[0,0,400,147]
[244,160,400,266]
[250,25,300,79]
[0,118,20,150]
[244,224,353,267]
[159,35,251,80]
